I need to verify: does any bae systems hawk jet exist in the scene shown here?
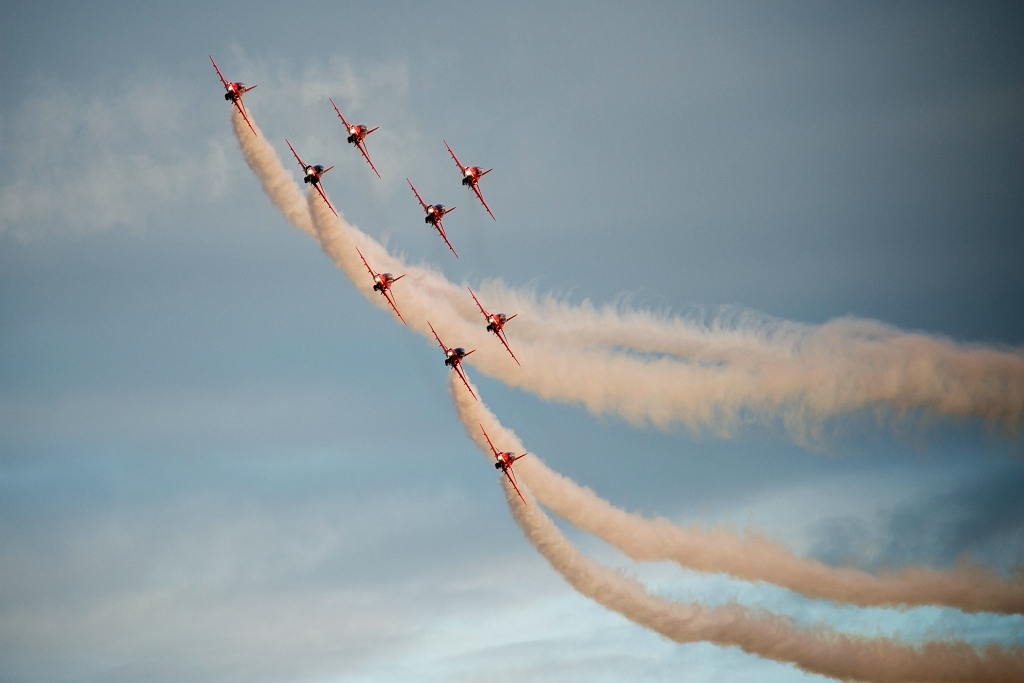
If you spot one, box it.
[408,179,458,258]
[357,248,406,324]
[480,425,527,504]
[468,288,519,365]
[210,56,257,136]
[286,140,337,217]
[331,99,380,178]
[445,141,494,220]
[428,322,476,400]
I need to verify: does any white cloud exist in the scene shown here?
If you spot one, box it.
[224,50,429,194]
[0,54,437,241]
[0,73,231,237]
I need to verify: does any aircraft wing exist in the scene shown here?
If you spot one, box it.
[329,98,351,128]
[434,220,459,259]
[407,179,428,211]
[495,328,521,366]
[472,184,495,220]
[234,100,258,136]
[427,322,449,353]
[444,140,465,171]
[356,248,377,278]
[504,466,527,505]
[468,288,489,319]
[285,140,305,169]
[479,424,500,458]
[314,182,338,217]
[356,141,381,178]
[383,290,407,325]
[454,364,478,401]
[209,56,229,88]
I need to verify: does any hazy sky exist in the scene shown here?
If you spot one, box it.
[1,3,1022,682]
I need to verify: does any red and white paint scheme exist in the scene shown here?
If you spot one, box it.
[479,425,528,505]
[357,248,406,324]
[468,287,519,365]
[210,56,258,136]
[331,99,380,178]
[286,140,337,217]
[428,322,476,400]
[444,141,494,220]
[408,179,458,258]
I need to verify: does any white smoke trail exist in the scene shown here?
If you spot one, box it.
[449,375,1024,615]
[231,110,317,239]
[471,285,1024,436]
[227,105,1024,677]
[450,375,1024,683]
[509,480,1024,683]
[230,107,1024,614]
[230,107,1024,443]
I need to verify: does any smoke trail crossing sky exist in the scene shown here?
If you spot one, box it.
[232,112,317,239]
[449,375,1024,683]
[231,108,1024,444]
[230,103,1024,680]
[232,108,1024,610]
[449,372,1024,615]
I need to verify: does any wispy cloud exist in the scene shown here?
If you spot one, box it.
[0,71,230,237]
[0,471,541,683]
[221,49,426,195]
[809,469,1024,572]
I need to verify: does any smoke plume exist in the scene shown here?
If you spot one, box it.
[448,373,1024,614]
[231,108,1024,445]
[231,110,317,239]
[451,374,1024,683]
[231,108,1024,611]
[229,105,1024,679]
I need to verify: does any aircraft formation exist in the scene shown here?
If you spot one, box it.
[212,57,528,501]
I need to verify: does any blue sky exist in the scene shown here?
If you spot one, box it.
[1,2,1022,682]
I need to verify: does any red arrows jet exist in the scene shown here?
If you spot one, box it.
[445,141,494,220]
[357,248,406,324]
[480,425,527,504]
[428,322,476,400]
[210,56,258,136]
[286,140,337,217]
[468,288,519,365]
[331,99,380,178]
[408,180,458,258]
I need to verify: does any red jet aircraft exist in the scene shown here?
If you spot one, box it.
[408,180,458,258]
[480,425,527,504]
[286,140,337,217]
[428,322,476,400]
[444,141,494,220]
[331,99,380,178]
[210,56,258,136]
[357,248,406,324]
[468,288,519,365]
